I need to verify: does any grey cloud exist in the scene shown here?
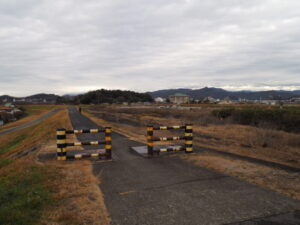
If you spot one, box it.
[1,0,300,96]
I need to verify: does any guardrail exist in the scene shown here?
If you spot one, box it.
[146,124,193,156]
[56,127,112,160]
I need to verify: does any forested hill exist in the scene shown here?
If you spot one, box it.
[77,89,153,104]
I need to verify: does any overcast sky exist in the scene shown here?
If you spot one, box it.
[0,0,300,96]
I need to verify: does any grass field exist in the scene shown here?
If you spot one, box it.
[0,105,63,132]
[83,104,300,200]
[0,107,110,225]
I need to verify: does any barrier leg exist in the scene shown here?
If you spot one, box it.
[184,124,193,153]
[56,128,67,160]
[147,125,154,156]
[105,127,112,159]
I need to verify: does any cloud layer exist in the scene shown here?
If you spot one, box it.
[1,0,300,96]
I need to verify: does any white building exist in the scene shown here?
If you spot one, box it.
[154,97,166,103]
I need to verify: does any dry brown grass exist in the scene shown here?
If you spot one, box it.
[181,153,300,200]
[192,125,300,169]
[38,142,110,225]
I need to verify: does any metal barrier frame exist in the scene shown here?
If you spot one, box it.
[147,124,193,156]
[56,127,112,160]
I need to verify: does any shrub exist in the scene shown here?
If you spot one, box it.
[212,106,300,133]
[212,107,235,119]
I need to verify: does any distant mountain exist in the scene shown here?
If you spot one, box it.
[0,95,15,102]
[149,87,300,100]
[25,93,58,101]
[293,90,300,94]
[0,93,59,104]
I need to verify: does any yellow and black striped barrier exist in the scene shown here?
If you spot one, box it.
[56,127,112,160]
[147,124,193,156]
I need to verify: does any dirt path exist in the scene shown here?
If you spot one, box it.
[0,108,62,136]
[68,106,300,225]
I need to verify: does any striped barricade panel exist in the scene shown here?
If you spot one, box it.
[67,152,108,160]
[66,128,105,134]
[66,141,106,147]
[147,124,193,156]
[153,146,185,153]
[152,136,185,142]
[153,125,186,130]
[56,127,112,161]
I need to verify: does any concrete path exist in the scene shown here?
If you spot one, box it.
[0,108,62,136]
[68,106,300,225]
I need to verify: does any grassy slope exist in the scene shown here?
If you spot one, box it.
[0,166,51,224]
[0,105,63,132]
[0,107,67,160]
[0,107,110,225]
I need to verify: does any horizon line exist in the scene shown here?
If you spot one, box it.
[1,86,300,98]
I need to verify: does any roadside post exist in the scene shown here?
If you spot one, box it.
[105,127,112,159]
[184,124,193,153]
[56,128,67,160]
[147,125,154,156]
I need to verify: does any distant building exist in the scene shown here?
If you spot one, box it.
[260,100,278,105]
[202,96,218,104]
[169,93,190,104]
[0,105,23,124]
[218,97,233,105]
[154,97,166,103]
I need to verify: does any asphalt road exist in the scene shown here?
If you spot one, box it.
[0,108,62,136]
[68,106,300,225]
